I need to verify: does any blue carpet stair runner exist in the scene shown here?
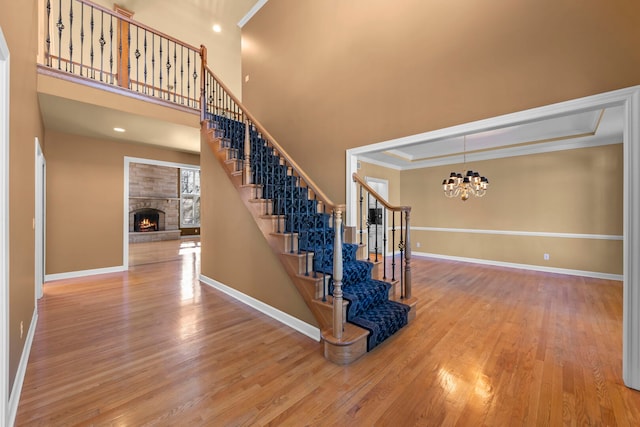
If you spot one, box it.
[210,114,410,351]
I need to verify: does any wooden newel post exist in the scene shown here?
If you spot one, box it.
[404,208,412,299]
[199,44,207,122]
[333,207,344,340]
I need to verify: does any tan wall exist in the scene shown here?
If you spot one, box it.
[200,135,317,327]
[241,0,640,203]
[401,144,623,274]
[0,0,45,390]
[45,130,199,275]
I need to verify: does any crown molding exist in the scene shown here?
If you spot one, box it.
[238,0,269,28]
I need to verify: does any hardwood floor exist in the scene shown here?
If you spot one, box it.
[16,247,640,426]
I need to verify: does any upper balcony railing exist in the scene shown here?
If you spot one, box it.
[41,0,203,110]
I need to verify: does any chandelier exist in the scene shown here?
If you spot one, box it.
[442,135,489,201]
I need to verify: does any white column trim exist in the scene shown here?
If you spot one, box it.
[623,87,640,388]
[0,24,9,427]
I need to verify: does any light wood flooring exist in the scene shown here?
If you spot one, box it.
[15,243,640,425]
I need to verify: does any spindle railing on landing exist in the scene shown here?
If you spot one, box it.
[352,173,412,299]
[41,0,203,110]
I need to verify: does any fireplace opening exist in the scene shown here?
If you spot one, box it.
[133,208,163,232]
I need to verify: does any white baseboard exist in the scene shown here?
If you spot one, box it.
[7,308,38,427]
[45,265,126,282]
[413,251,623,281]
[199,274,321,342]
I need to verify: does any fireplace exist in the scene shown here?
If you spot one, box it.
[133,208,165,232]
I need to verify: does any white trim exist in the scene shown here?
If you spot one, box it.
[123,156,199,270]
[238,0,269,28]
[412,226,623,241]
[346,85,640,390]
[623,87,640,389]
[413,251,623,282]
[199,274,321,342]
[0,25,9,427]
[7,310,37,427]
[45,265,125,282]
[35,138,45,301]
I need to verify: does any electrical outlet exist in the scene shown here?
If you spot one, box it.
[544,253,550,261]
[416,242,421,248]
[20,321,24,339]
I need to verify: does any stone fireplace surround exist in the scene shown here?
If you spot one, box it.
[129,163,181,243]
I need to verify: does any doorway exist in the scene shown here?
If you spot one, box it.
[345,86,640,390]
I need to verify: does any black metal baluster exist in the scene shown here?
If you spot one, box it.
[399,214,404,299]
[143,30,147,92]
[366,191,371,261]
[56,0,64,70]
[126,20,131,88]
[186,48,191,106]
[391,214,396,282]
[79,2,84,75]
[45,0,51,66]
[89,6,94,78]
[158,36,163,96]
[180,46,184,104]
[151,34,155,96]
[68,0,73,73]
[374,199,379,263]
[165,38,171,99]
[383,207,387,280]
[359,185,363,245]
[289,169,295,254]
[99,11,105,81]
[109,16,113,84]
[297,177,302,255]
[312,193,318,279]
[192,49,198,109]
[173,42,177,102]
[134,26,140,91]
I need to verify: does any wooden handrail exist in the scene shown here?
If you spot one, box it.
[202,64,340,213]
[352,173,410,213]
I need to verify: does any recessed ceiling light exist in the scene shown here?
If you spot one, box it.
[113,127,126,132]
[212,24,221,33]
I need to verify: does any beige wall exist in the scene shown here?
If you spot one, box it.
[401,144,623,274]
[242,0,640,203]
[0,0,45,390]
[45,130,199,275]
[200,134,317,326]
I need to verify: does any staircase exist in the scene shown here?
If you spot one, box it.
[201,69,416,364]
[39,0,415,364]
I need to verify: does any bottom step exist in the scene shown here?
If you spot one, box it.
[321,323,369,365]
[350,300,410,351]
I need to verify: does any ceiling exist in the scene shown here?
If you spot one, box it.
[357,106,624,170]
